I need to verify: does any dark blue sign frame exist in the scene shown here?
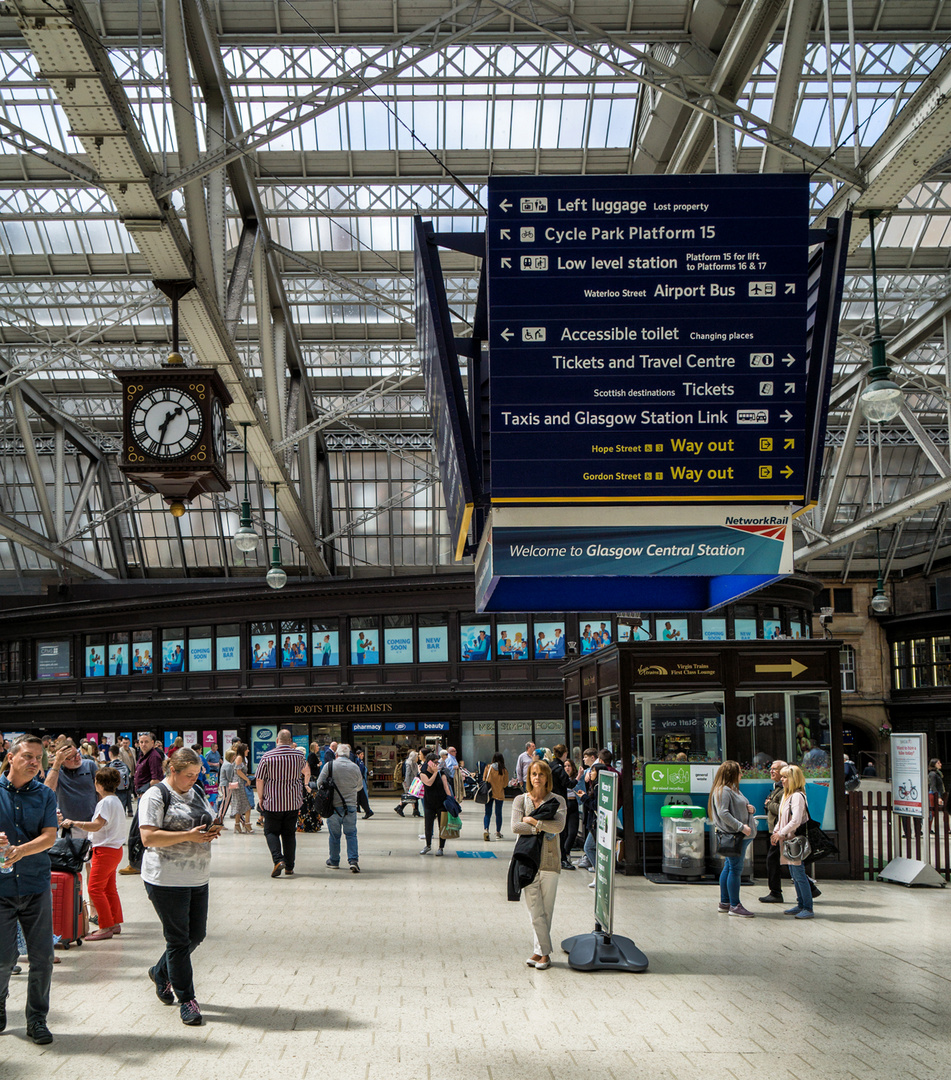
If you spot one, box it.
[414,219,480,558]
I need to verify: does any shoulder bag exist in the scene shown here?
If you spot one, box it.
[408,776,425,799]
[475,769,492,805]
[314,761,340,818]
[715,829,744,856]
[48,827,91,874]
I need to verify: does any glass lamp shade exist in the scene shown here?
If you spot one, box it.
[233,525,259,552]
[870,589,890,614]
[860,378,902,422]
[266,564,287,590]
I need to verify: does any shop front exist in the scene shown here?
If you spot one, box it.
[562,640,850,877]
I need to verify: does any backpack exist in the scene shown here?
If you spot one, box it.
[314,760,341,818]
[113,760,131,791]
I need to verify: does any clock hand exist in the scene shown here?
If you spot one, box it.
[157,406,184,443]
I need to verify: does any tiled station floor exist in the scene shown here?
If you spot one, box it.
[1,805,949,1080]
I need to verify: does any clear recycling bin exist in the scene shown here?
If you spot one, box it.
[660,805,706,879]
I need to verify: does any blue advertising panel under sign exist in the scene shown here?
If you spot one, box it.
[487,175,810,504]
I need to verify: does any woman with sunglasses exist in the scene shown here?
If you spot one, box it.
[771,764,814,919]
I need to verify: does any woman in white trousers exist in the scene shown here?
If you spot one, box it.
[512,760,566,970]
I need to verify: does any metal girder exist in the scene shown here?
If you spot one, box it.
[11,0,330,576]
[224,221,258,332]
[897,403,951,478]
[269,243,415,324]
[0,508,112,579]
[180,0,333,492]
[271,369,421,452]
[819,396,865,535]
[666,0,788,175]
[155,0,500,197]
[813,47,951,250]
[760,0,821,173]
[321,475,438,544]
[0,116,101,185]
[483,0,864,187]
[796,475,951,562]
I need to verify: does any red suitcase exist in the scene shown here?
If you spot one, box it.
[51,870,87,949]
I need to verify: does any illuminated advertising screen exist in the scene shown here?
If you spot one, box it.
[497,622,528,660]
[384,627,413,664]
[460,623,491,661]
[162,639,185,672]
[534,620,566,660]
[189,637,213,671]
[37,641,70,679]
[350,630,379,665]
[311,631,339,666]
[417,626,448,663]
[250,634,277,668]
[216,635,240,670]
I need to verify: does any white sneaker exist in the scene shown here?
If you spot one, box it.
[434,849,444,856]
[419,845,431,855]
[588,879,596,888]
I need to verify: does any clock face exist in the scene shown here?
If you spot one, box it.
[212,399,226,464]
[130,387,203,459]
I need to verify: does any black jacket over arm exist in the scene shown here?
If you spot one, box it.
[506,796,562,901]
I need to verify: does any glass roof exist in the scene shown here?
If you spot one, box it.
[0,0,950,586]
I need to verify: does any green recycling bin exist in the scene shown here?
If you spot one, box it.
[660,804,706,879]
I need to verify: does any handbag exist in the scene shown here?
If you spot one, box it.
[803,816,838,861]
[475,778,492,805]
[439,811,461,840]
[408,777,424,799]
[782,834,812,861]
[48,828,91,874]
[715,829,744,856]
[314,761,340,818]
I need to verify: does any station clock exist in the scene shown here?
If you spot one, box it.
[115,361,233,510]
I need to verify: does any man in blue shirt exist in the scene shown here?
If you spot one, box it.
[0,734,58,1044]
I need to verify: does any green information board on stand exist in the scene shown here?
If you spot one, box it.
[594,771,617,932]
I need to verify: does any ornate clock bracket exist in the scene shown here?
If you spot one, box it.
[115,279,233,514]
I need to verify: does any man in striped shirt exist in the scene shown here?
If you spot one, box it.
[254,731,306,879]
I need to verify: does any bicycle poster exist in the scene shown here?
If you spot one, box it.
[890,733,926,819]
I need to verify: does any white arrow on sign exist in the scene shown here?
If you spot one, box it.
[499,228,511,240]
[500,328,514,341]
[782,354,796,366]
[785,283,796,294]
[784,382,795,393]
[781,410,793,422]
[499,199,512,212]
[501,257,511,268]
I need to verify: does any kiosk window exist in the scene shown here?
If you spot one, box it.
[633,692,724,764]
[793,692,831,777]
[733,691,787,777]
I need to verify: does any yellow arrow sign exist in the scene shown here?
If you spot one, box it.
[755,659,808,678]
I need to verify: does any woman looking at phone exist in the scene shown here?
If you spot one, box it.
[139,747,220,1027]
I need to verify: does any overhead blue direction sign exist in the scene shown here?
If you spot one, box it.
[487,175,810,504]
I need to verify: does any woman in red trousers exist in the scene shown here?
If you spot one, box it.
[61,766,125,939]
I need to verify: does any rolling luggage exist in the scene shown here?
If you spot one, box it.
[51,870,87,949]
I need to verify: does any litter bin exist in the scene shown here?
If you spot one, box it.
[660,805,706,879]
